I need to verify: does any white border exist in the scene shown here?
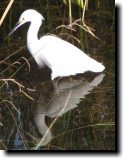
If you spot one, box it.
[0,0,124,159]
[118,0,124,159]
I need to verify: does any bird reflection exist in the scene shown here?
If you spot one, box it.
[34,74,105,147]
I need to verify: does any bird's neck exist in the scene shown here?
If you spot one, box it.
[27,21,41,48]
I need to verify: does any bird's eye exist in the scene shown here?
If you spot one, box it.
[22,18,25,20]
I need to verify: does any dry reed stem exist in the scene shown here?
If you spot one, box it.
[82,0,88,21]
[59,32,80,43]
[55,24,76,32]
[0,78,24,91]
[0,99,20,114]
[0,62,21,75]
[54,0,100,40]
[54,122,115,139]
[21,90,35,101]
[0,46,26,65]
[0,140,7,149]
[0,78,35,101]
[21,57,31,72]
[68,0,72,27]
[0,0,14,26]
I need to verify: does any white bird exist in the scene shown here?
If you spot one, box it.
[9,9,105,80]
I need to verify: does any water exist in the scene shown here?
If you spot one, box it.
[0,1,115,150]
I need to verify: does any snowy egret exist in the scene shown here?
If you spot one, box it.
[9,9,105,80]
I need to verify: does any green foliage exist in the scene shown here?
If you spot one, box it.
[63,0,84,8]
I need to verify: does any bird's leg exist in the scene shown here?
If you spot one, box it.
[52,77,62,91]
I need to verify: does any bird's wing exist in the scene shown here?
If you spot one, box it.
[40,35,96,71]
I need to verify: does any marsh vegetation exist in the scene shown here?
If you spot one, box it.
[0,0,115,150]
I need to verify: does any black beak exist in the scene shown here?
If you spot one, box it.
[8,21,20,36]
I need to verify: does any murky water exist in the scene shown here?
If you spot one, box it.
[0,1,115,150]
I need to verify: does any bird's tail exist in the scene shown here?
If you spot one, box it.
[90,62,105,73]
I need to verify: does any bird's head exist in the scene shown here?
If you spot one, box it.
[9,9,44,36]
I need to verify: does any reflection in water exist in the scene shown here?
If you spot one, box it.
[34,74,105,147]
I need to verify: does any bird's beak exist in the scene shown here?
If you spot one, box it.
[8,19,25,36]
